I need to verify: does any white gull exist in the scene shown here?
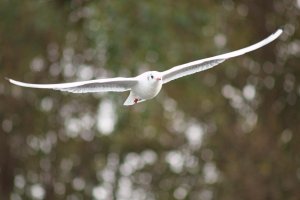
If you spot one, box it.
[7,29,282,106]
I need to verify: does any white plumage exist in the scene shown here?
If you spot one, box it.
[7,29,283,106]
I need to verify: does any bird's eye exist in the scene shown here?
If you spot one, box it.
[150,75,154,79]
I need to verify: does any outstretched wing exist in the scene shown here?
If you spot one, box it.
[7,77,138,93]
[161,29,282,84]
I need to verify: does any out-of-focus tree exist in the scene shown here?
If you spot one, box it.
[1,0,299,200]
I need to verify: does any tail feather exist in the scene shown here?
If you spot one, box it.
[123,92,135,106]
[123,92,145,106]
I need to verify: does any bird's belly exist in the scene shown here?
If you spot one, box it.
[133,83,162,100]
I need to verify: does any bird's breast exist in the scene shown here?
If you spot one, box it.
[133,81,162,100]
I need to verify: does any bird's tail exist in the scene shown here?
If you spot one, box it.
[123,91,146,106]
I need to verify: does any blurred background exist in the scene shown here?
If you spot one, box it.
[1,0,299,199]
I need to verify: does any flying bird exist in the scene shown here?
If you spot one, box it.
[7,29,282,106]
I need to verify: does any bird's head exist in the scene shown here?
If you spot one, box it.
[142,71,162,85]
[144,71,162,83]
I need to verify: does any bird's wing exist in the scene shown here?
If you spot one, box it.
[7,77,138,93]
[161,29,282,84]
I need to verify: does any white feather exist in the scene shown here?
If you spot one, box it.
[161,29,282,84]
[7,77,138,93]
[7,29,282,106]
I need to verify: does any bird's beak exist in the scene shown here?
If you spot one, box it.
[156,77,162,81]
